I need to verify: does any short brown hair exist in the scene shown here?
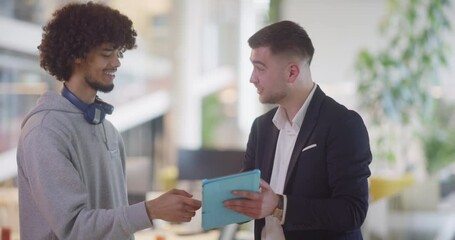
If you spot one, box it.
[248,20,314,64]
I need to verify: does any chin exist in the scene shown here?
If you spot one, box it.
[97,83,114,93]
[259,97,268,104]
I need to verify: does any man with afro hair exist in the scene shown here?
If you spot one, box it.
[17,2,201,239]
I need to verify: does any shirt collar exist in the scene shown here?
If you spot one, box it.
[273,83,317,130]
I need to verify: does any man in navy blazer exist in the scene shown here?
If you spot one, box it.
[224,21,372,240]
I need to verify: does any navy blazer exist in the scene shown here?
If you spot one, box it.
[243,86,372,240]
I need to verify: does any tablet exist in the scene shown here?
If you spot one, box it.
[201,169,261,230]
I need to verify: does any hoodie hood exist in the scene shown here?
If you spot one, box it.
[21,91,82,128]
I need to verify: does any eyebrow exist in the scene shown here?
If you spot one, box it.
[101,47,114,52]
[251,60,266,68]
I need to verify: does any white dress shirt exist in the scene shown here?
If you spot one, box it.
[262,83,317,240]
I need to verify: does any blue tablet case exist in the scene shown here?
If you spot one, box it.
[201,169,261,230]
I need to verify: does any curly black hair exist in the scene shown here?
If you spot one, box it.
[38,1,137,81]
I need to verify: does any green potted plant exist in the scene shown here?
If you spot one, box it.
[355,0,452,176]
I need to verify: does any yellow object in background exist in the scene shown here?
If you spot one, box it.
[158,166,178,191]
[369,174,415,202]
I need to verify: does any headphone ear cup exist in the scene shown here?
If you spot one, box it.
[101,102,114,115]
[95,97,114,115]
[85,103,106,125]
[61,85,113,124]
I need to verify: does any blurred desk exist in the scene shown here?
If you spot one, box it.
[134,227,254,240]
[134,228,219,240]
[363,176,455,240]
[141,191,217,240]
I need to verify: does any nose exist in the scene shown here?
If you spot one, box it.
[249,72,257,84]
[111,55,121,68]
[110,49,122,68]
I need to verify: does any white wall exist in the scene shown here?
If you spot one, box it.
[283,0,455,107]
[282,0,387,110]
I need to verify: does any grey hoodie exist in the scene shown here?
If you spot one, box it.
[16,91,152,240]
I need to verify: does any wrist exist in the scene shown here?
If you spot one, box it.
[145,201,155,221]
[276,194,284,209]
[272,194,284,220]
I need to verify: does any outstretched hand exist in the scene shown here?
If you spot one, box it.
[145,189,202,222]
[223,179,279,219]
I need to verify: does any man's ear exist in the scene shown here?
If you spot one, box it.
[287,63,300,83]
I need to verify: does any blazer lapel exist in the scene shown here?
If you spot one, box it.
[263,121,280,183]
[284,86,325,188]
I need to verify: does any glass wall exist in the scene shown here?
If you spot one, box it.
[0,0,258,184]
[0,0,176,164]
[0,50,55,154]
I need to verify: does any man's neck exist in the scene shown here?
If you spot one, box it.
[64,78,97,104]
[281,81,315,122]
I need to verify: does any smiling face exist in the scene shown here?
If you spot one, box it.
[249,46,291,105]
[76,43,122,93]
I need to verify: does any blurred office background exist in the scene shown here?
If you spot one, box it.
[1,0,455,239]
